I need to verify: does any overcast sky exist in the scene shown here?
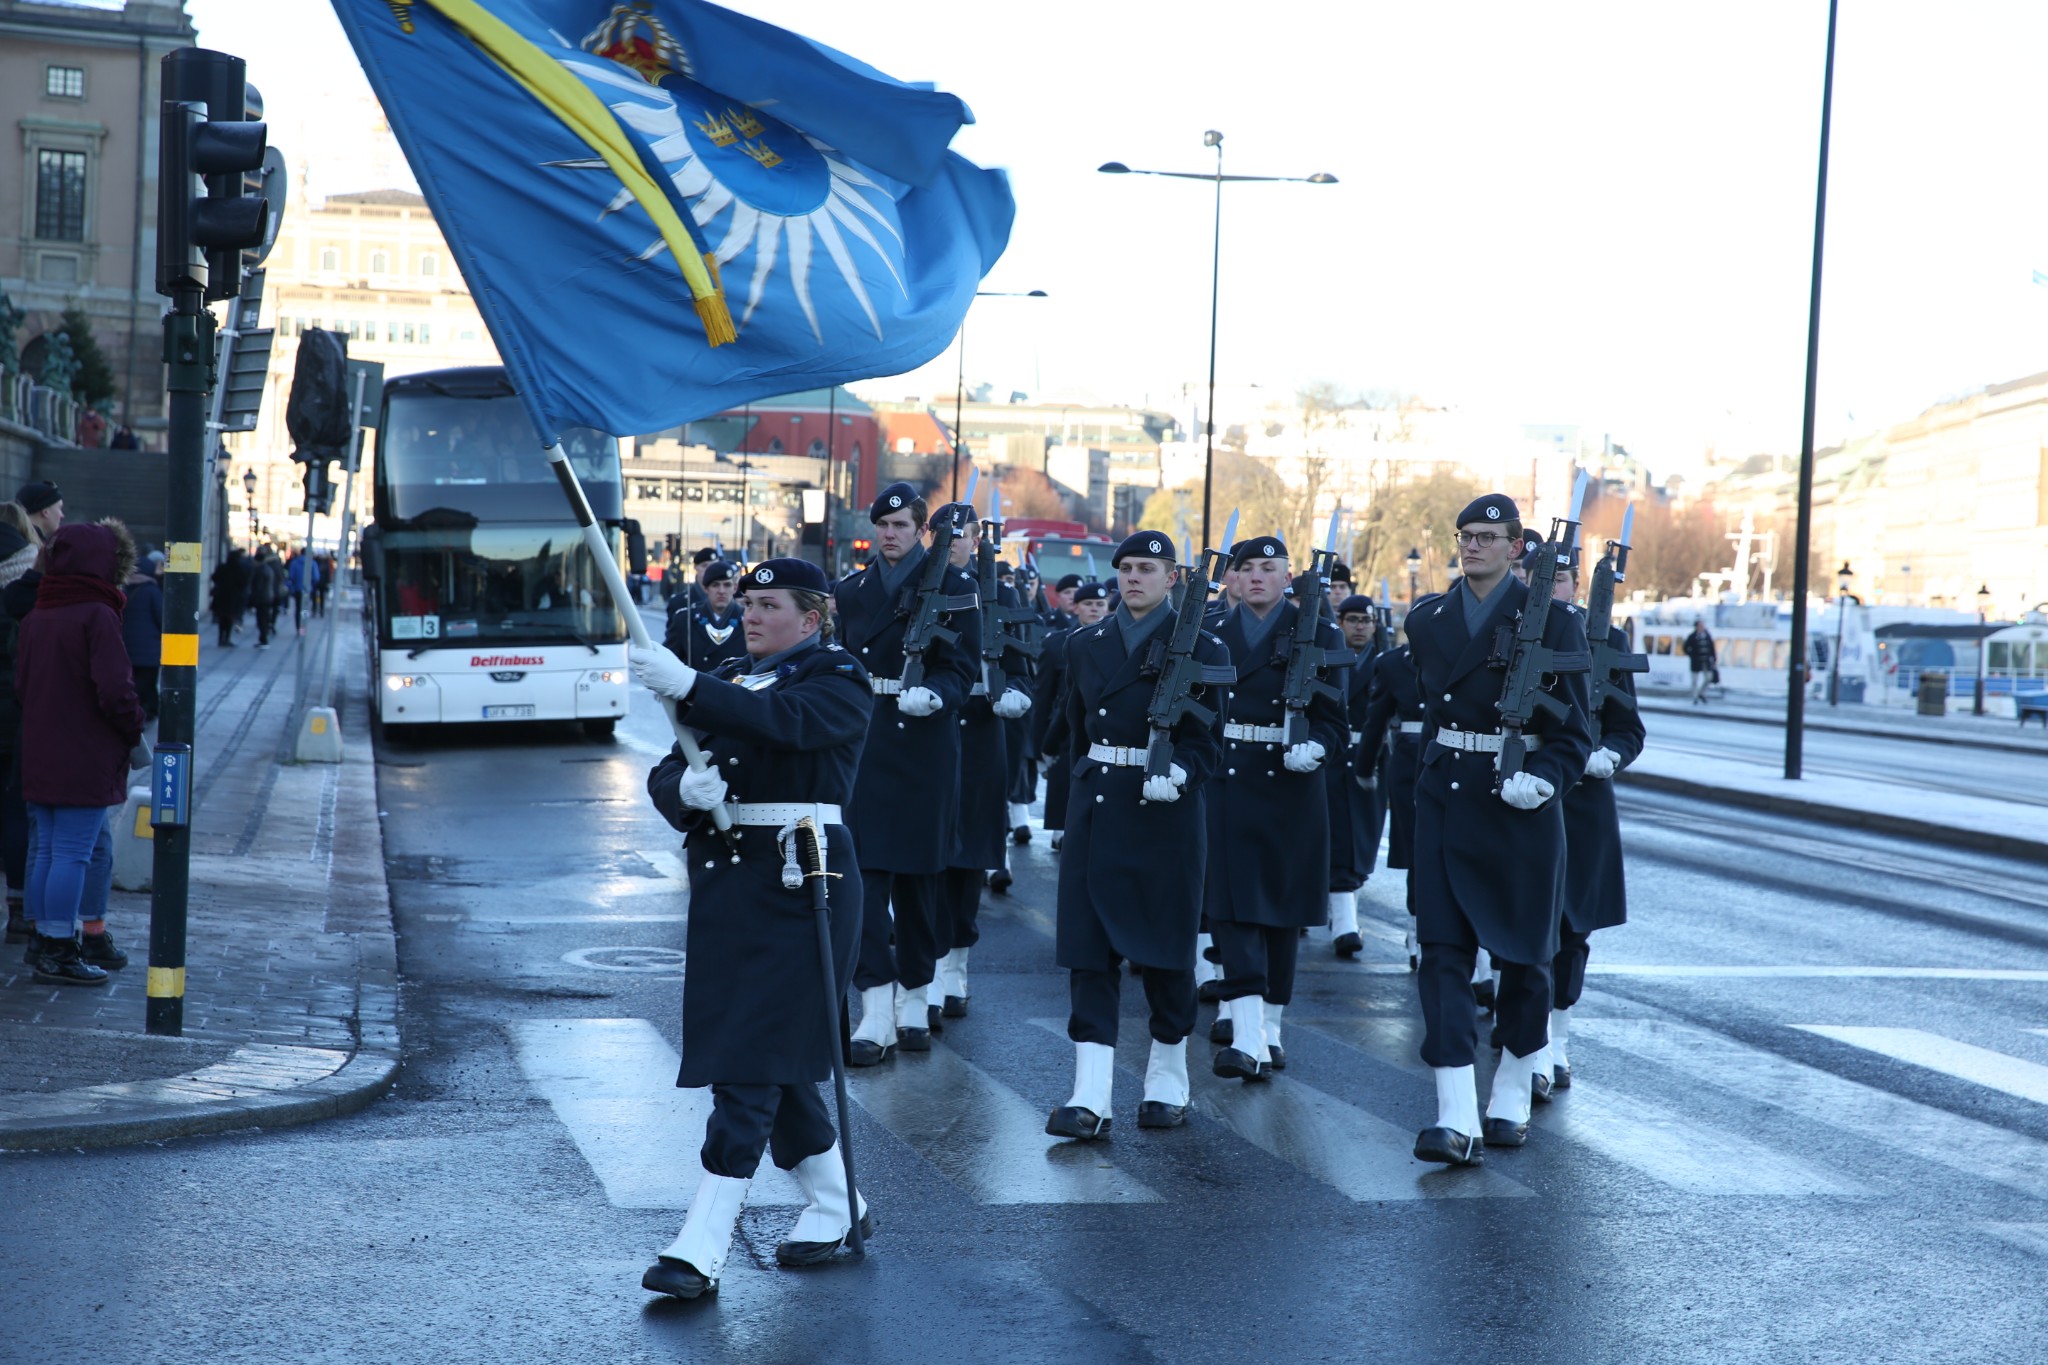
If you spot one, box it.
[181,1,2048,483]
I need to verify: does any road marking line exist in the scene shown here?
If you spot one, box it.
[1980,1222,2048,1257]
[1307,1016,1856,1199]
[507,1018,803,1208]
[1029,1019,1530,1203]
[1580,1018,2048,1203]
[1796,1026,2048,1107]
[847,1041,1160,1205]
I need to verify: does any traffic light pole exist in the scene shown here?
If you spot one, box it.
[149,289,213,1036]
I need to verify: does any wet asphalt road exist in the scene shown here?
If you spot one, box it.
[7,669,2048,1363]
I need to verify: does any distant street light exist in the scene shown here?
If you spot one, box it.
[1405,546,1422,603]
[1975,583,1992,715]
[952,289,1049,501]
[243,467,259,549]
[1830,561,1855,701]
[1099,133,1336,549]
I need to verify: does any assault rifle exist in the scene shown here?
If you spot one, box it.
[1281,510,1355,748]
[1490,474,1593,789]
[1585,504,1647,746]
[898,503,976,693]
[1143,514,1240,780]
[975,486,1043,696]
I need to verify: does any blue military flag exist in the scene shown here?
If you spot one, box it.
[329,0,1014,438]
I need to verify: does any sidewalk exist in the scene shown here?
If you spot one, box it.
[0,596,399,1152]
[1638,684,2048,755]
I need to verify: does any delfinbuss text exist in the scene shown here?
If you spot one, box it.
[470,655,546,667]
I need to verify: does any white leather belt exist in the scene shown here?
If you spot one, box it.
[1087,742,1147,768]
[1348,730,1363,746]
[1398,721,1424,734]
[1223,723,1286,744]
[1431,729,1541,754]
[728,802,844,827]
[970,681,989,696]
[870,677,903,696]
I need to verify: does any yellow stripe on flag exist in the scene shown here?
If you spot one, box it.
[419,0,734,345]
[162,633,200,666]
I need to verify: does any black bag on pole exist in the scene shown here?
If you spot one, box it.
[286,328,351,513]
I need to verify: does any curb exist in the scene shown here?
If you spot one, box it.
[1617,768,2048,867]
[1639,698,2048,756]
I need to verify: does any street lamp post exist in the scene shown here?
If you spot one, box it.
[243,467,259,550]
[1100,136,1335,549]
[1975,583,1992,715]
[1405,546,1422,604]
[1829,561,1852,706]
[951,289,1048,501]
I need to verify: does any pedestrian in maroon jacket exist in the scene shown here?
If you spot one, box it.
[15,521,146,985]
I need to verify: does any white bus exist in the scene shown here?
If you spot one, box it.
[360,366,632,737]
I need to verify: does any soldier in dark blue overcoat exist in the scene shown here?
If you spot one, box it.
[1201,538,1347,1081]
[663,559,748,671]
[1549,558,1645,1089]
[932,512,1031,1022]
[1405,496,1591,1167]
[1325,594,1385,959]
[830,483,980,1065]
[631,559,873,1299]
[1358,601,1435,968]
[1029,583,1109,846]
[1047,533,1229,1139]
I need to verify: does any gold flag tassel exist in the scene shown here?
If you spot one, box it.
[697,251,736,345]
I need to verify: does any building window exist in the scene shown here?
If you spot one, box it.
[419,322,431,345]
[766,438,785,454]
[806,439,827,458]
[319,247,339,272]
[45,66,84,99]
[370,250,389,273]
[34,150,87,241]
[419,253,438,277]
[403,323,416,343]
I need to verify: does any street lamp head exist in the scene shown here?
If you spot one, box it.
[1306,172,1338,184]
[1097,161,1131,174]
[1202,130,1223,148]
[242,468,258,495]
[1978,583,1992,606]
[1836,561,1852,592]
[1026,289,1048,297]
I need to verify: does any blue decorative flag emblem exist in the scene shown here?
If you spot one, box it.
[330,0,1014,438]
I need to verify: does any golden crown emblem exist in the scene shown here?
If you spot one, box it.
[730,108,766,139]
[740,139,783,170]
[580,4,689,85]
[694,109,737,147]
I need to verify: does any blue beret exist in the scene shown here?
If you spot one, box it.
[1455,494,1520,528]
[737,557,828,594]
[1111,530,1176,567]
[869,482,922,524]
[1231,536,1288,568]
[1335,594,1376,616]
[1055,573,1084,591]
[701,560,737,585]
[1073,582,1112,603]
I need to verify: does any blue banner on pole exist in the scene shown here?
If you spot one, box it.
[330,0,1014,437]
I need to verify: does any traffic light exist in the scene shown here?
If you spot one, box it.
[157,49,270,300]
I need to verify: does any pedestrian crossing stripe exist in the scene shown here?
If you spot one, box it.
[1796,1026,2048,1108]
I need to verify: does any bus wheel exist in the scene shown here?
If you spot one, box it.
[582,718,619,741]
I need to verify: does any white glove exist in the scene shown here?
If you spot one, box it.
[897,685,942,717]
[129,741,152,772]
[1355,771,1377,793]
[1283,740,1325,773]
[675,763,728,811]
[630,644,698,700]
[1140,763,1188,804]
[1499,771,1555,810]
[1584,747,1621,780]
[992,688,1032,719]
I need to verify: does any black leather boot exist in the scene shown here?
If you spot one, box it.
[32,934,110,987]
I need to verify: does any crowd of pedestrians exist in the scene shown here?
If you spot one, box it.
[209,543,323,648]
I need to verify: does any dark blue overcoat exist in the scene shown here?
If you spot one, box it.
[1405,580,1592,965]
[1359,643,1427,871]
[648,643,872,1087]
[1564,623,1646,934]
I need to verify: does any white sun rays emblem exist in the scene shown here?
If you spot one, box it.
[558,53,907,344]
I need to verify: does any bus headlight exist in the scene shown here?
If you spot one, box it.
[588,670,624,684]
[385,675,431,690]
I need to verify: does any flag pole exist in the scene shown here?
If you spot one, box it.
[545,443,733,841]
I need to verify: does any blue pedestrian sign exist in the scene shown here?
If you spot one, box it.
[153,743,192,829]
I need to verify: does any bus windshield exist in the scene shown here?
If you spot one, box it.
[379,391,621,523]
[375,524,626,648]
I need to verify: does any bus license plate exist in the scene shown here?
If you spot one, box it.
[483,705,536,719]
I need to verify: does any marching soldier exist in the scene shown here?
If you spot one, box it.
[664,559,748,671]
[1325,594,1384,958]
[1357,594,1436,970]
[832,483,981,1065]
[932,510,1031,1023]
[1202,536,1346,1080]
[1031,581,1110,853]
[1549,552,1645,1088]
[631,558,872,1300]
[1047,532,1228,1138]
[998,560,1041,850]
[1405,495,1590,1166]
